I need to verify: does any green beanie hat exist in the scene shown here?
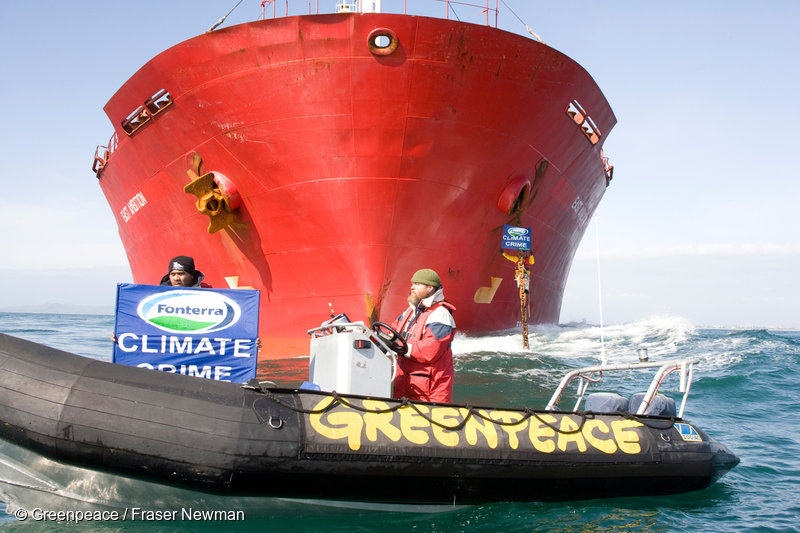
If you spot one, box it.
[411,268,441,287]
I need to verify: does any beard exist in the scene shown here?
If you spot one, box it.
[407,291,422,307]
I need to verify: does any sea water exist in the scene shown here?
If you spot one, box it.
[0,312,798,532]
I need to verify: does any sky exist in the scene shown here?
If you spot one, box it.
[0,1,797,327]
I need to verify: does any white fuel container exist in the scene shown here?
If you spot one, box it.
[307,316,397,397]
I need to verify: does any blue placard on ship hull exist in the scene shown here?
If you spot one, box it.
[501,225,532,251]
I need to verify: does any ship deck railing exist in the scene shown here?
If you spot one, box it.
[261,0,500,28]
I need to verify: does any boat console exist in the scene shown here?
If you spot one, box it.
[306,315,399,397]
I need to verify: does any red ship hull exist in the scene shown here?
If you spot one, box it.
[97,13,615,362]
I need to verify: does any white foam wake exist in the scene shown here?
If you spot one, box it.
[452,314,697,364]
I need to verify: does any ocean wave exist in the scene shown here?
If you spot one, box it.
[453,314,697,363]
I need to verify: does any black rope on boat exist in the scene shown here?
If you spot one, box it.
[528,409,587,435]
[326,395,473,431]
[253,388,675,434]
[402,399,472,431]
[253,390,340,415]
[333,393,406,414]
[253,389,602,435]
[615,410,677,430]
[467,406,533,427]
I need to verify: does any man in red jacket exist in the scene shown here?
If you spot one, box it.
[391,269,456,403]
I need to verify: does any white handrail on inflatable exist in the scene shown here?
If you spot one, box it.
[545,358,699,418]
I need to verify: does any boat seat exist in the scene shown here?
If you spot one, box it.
[584,393,629,413]
[629,393,676,416]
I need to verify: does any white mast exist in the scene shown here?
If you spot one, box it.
[595,215,607,366]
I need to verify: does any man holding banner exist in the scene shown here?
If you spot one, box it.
[501,249,534,294]
[501,225,534,349]
[110,255,210,341]
[159,256,210,288]
[109,255,261,383]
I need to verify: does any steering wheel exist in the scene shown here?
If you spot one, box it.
[372,321,408,356]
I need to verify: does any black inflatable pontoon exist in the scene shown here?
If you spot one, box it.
[0,333,738,514]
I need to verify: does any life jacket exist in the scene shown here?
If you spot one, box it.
[392,300,456,403]
[398,300,456,343]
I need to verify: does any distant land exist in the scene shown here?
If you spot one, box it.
[1,305,796,332]
[0,304,114,316]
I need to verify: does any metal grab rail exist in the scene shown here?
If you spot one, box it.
[546,358,699,418]
[307,319,372,338]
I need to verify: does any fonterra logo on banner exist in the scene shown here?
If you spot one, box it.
[502,224,532,251]
[113,284,259,384]
[137,291,241,334]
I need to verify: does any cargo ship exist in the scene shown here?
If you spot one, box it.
[93,1,616,363]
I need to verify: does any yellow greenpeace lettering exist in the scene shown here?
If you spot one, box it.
[490,411,528,449]
[399,404,430,445]
[309,396,364,451]
[460,408,498,448]
[432,407,461,447]
[529,414,557,453]
[557,416,587,452]
[307,397,645,456]
[610,419,643,454]
[363,400,401,443]
[582,419,617,454]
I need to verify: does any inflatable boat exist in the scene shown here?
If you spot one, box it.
[0,322,738,516]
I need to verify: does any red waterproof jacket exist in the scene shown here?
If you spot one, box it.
[391,291,456,403]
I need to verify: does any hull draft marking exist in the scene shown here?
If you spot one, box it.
[225,276,254,290]
[474,277,503,304]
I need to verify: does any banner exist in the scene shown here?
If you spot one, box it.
[113,284,260,383]
[501,225,532,251]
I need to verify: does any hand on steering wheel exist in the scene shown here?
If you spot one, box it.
[372,321,408,356]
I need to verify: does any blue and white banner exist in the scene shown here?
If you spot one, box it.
[113,284,260,383]
[501,225,532,251]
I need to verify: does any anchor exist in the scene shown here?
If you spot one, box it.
[183,153,245,234]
